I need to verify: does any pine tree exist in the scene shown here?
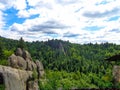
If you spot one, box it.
[17,37,26,49]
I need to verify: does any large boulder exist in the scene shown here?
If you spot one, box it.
[0,65,34,90]
[15,48,23,57]
[17,56,27,69]
[8,54,18,68]
[23,50,32,60]
[8,54,27,70]
[15,48,32,61]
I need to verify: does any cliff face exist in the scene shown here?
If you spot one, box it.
[0,65,33,90]
[0,48,44,90]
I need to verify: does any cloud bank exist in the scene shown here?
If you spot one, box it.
[0,0,120,44]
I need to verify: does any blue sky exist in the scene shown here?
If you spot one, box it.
[0,0,120,44]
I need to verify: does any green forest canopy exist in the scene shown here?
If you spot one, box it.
[1,36,120,89]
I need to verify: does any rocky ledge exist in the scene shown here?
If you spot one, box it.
[0,48,45,90]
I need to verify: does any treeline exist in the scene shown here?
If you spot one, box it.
[1,36,120,89]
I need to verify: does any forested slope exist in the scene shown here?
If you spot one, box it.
[27,39,120,72]
[1,36,120,89]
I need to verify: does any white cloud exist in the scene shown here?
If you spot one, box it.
[0,0,12,10]
[12,0,26,10]
[0,0,26,10]
[0,11,4,27]
[27,0,41,7]
[0,0,120,44]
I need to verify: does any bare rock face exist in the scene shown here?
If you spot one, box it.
[35,60,45,78]
[15,48,23,57]
[8,54,18,68]
[17,56,27,69]
[23,50,32,60]
[8,48,38,71]
[8,54,27,69]
[113,65,120,82]
[0,65,33,90]
[0,48,45,90]
[35,60,44,70]
[26,61,37,71]
[15,48,32,61]
[4,48,45,90]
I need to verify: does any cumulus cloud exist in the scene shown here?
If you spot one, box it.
[1,0,120,44]
[29,20,69,32]
[56,0,80,5]
[9,19,70,38]
[17,9,40,18]
[109,29,120,33]
[63,32,80,38]
[0,0,26,10]
[83,7,120,18]
[13,0,26,10]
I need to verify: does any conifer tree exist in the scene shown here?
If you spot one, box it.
[17,37,26,49]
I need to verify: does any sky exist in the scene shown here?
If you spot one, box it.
[0,0,120,44]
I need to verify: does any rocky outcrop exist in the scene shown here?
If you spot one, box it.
[15,48,23,57]
[8,48,44,78]
[8,54,27,69]
[0,48,45,90]
[113,65,120,83]
[0,65,33,90]
[35,60,45,78]
[8,48,34,70]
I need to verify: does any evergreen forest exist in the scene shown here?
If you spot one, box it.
[1,36,120,89]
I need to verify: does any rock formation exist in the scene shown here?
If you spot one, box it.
[0,48,45,90]
[8,54,27,70]
[113,65,120,83]
[8,48,44,78]
[0,65,33,90]
[35,60,44,78]
[105,54,120,61]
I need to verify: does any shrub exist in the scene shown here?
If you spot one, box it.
[0,59,8,66]
[32,69,38,80]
